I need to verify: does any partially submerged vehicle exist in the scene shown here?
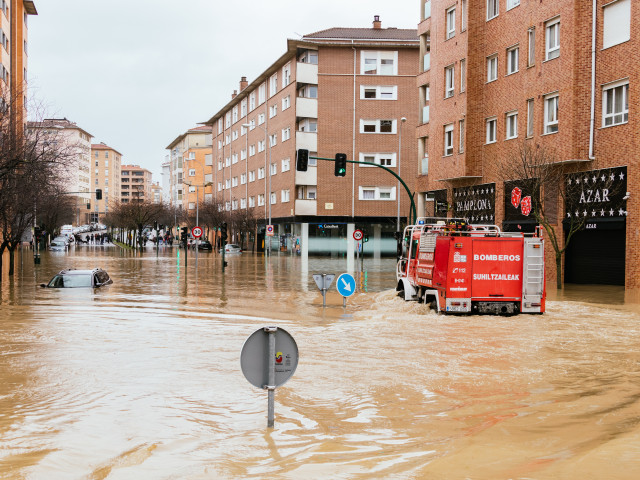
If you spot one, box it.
[41,268,113,288]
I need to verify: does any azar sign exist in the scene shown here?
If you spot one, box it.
[565,166,627,220]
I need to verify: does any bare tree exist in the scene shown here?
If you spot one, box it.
[494,142,621,288]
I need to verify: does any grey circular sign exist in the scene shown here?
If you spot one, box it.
[240,327,299,389]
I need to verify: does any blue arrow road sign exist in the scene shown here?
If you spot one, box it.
[336,273,356,298]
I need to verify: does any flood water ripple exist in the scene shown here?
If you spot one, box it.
[1,247,640,479]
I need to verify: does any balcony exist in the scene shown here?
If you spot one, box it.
[295,199,317,216]
[296,97,317,118]
[295,166,317,186]
[296,131,317,152]
[296,62,318,85]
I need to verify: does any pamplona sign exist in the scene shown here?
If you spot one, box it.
[453,183,496,223]
[565,166,627,221]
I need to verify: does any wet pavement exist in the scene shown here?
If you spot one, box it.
[1,245,639,479]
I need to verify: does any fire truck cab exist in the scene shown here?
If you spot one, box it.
[396,218,545,315]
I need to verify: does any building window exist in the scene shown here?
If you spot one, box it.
[241,99,247,118]
[360,85,397,100]
[507,0,520,10]
[232,130,239,141]
[299,119,317,132]
[270,162,277,175]
[258,167,265,180]
[461,0,467,31]
[258,113,265,125]
[528,28,535,66]
[282,95,290,110]
[359,152,396,167]
[459,119,465,153]
[506,111,518,139]
[460,59,466,92]
[241,198,247,209]
[241,173,246,185]
[189,202,196,210]
[249,144,256,156]
[487,55,498,82]
[249,171,255,182]
[249,196,255,207]
[544,94,559,134]
[269,73,278,97]
[258,194,265,206]
[299,50,318,64]
[487,0,499,20]
[360,119,396,134]
[188,186,196,193]
[603,0,630,49]
[545,18,560,60]
[258,83,266,104]
[444,124,454,156]
[602,80,629,126]
[527,98,534,137]
[225,112,231,128]
[270,192,277,205]
[232,176,238,187]
[445,65,455,98]
[298,85,317,98]
[507,46,519,75]
[241,149,247,160]
[281,189,290,202]
[281,127,290,142]
[361,50,398,75]
[232,153,238,164]
[446,7,456,39]
[282,158,290,171]
[258,140,265,152]
[249,92,256,111]
[189,168,196,176]
[359,186,396,201]
[269,134,277,147]
[282,63,291,87]
[269,104,277,118]
[486,117,497,143]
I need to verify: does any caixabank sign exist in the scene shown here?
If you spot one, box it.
[453,183,496,223]
[564,166,627,229]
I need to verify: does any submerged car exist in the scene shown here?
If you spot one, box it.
[197,240,213,251]
[220,243,242,254]
[50,236,70,251]
[41,268,113,288]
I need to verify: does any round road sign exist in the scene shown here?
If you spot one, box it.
[241,327,299,389]
[191,226,203,238]
[336,273,356,297]
[266,225,275,236]
[353,229,363,241]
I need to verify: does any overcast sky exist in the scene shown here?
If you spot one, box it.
[28,0,418,182]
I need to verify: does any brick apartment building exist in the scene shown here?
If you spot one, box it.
[203,17,419,255]
[165,125,213,211]
[91,143,121,222]
[417,0,635,288]
[120,165,152,203]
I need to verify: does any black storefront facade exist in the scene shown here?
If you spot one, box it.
[563,166,627,286]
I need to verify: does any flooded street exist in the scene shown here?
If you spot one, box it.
[1,246,639,479]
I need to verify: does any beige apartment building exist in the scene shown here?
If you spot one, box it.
[204,17,419,255]
[91,143,122,222]
[121,165,152,203]
[417,0,636,288]
[151,182,162,203]
[28,118,93,224]
[165,126,213,210]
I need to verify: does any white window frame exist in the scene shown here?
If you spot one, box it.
[528,27,536,67]
[507,0,520,10]
[258,167,265,180]
[446,7,456,39]
[527,98,534,137]
[602,80,629,127]
[545,17,560,61]
[240,173,246,185]
[249,171,255,182]
[358,152,397,168]
[461,0,467,31]
[603,0,631,49]
[487,55,498,82]
[486,117,497,144]
[543,93,559,134]
[281,158,290,172]
[281,189,290,203]
[444,124,454,156]
[282,63,291,87]
[188,168,196,177]
[232,176,238,187]
[487,0,499,20]
[241,198,247,209]
[299,119,317,132]
[282,95,290,110]
[459,119,465,153]
[358,186,396,201]
[506,111,518,139]
[258,113,265,125]
[281,127,290,142]
[270,192,277,205]
[360,119,397,134]
[241,99,247,118]
[269,134,277,147]
[270,162,277,176]
[249,196,256,207]
[258,83,266,104]
[361,50,398,75]
[460,59,466,92]
[445,65,455,98]
[249,144,256,156]
[269,73,278,97]
[232,106,238,123]
[269,104,277,118]
[360,85,398,100]
[249,92,256,111]
[507,46,519,75]
[258,195,265,207]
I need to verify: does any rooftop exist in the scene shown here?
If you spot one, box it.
[303,27,417,41]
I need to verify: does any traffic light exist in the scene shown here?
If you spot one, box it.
[220,222,228,242]
[95,189,102,200]
[296,149,309,172]
[335,153,347,177]
[86,202,91,209]
[180,227,187,244]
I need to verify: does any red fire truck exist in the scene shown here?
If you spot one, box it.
[396,219,545,314]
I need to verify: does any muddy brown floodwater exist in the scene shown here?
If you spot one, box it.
[1,246,639,479]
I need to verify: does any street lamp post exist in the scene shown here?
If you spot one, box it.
[397,117,407,233]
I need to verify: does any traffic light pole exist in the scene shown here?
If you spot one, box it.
[309,156,417,225]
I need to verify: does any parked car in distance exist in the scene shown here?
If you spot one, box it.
[220,243,242,254]
[197,240,213,251]
[41,268,113,288]
[49,239,68,251]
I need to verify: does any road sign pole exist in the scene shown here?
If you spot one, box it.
[322,273,326,307]
[265,326,277,428]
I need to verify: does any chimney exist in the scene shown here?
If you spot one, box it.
[373,15,381,29]
[231,89,238,99]
[240,76,248,91]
